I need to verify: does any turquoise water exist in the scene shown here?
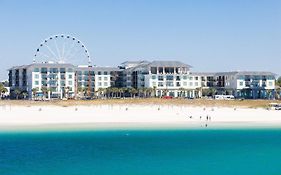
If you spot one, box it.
[1,129,281,175]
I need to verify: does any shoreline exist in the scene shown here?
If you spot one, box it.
[1,103,281,131]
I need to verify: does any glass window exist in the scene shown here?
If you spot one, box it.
[104,82,108,86]
[195,82,199,86]
[98,71,101,75]
[35,74,39,79]
[104,71,108,75]
[60,68,66,73]
[41,68,48,73]
[104,77,108,81]
[269,82,273,86]
[239,82,243,86]
[166,75,174,81]
[34,68,40,72]
[67,68,73,72]
[50,68,58,73]
[98,82,102,86]
[183,82,187,86]
[195,77,198,80]
[183,76,187,80]
[98,77,102,81]
[158,76,164,81]
[68,81,73,86]
[189,77,193,80]
[189,82,193,86]
[158,82,164,87]
[34,81,39,85]
[166,82,174,87]
[152,75,157,80]
[68,74,73,79]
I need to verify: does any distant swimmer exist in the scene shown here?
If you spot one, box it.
[205,124,208,127]
[200,116,202,120]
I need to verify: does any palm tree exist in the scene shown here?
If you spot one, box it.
[178,88,185,98]
[275,86,281,99]
[131,88,138,98]
[146,87,153,98]
[0,84,8,99]
[276,76,281,87]
[41,87,49,99]
[153,86,157,98]
[162,89,168,97]
[14,88,22,100]
[32,88,38,99]
[21,91,28,99]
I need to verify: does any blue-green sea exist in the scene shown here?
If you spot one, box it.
[1,129,281,175]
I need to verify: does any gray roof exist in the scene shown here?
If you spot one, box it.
[76,66,121,72]
[190,72,216,76]
[148,61,192,68]
[191,71,276,77]
[120,60,149,65]
[8,62,75,70]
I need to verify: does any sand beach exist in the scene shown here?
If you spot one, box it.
[0,99,281,130]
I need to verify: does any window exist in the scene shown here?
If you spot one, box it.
[104,82,108,86]
[195,77,198,80]
[60,74,65,79]
[35,74,39,79]
[151,67,157,74]
[34,81,39,85]
[104,77,108,81]
[83,71,89,75]
[176,82,181,87]
[269,82,273,86]
[68,74,73,79]
[183,82,187,86]
[189,77,193,80]
[60,68,66,73]
[104,71,108,75]
[67,68,73,72]
[152,75,157,80]
[34,68,40,72]
[189,82,193,86]
[61,81,65,86]
[98,82,102,86]
[166,75,174,81]
[166,82,174,87]
[158,76,164,81]
[98,77,102,81]
[183,76,187,80]
[41,68,48,73]
[98,71,101,75]
[195,82,199,86]
[239,82,243,86]
[50,68,58,73]
[158,82,164,87]
[68,81,73,86]
[152,82,157,86]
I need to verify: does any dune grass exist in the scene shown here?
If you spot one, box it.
[0,98,279,108]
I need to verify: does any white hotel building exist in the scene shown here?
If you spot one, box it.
[119,61,201,98]
[8,62,118,99]
[8,60,277,99]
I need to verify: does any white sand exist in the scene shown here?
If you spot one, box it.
[0,104,281,130]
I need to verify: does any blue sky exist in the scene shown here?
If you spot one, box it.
[0,0,280,80]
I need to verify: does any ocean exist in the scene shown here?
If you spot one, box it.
[1,129,281,175]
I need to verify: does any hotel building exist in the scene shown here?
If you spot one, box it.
[8,60,277,99]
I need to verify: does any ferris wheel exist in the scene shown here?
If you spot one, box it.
[34,34,91,66]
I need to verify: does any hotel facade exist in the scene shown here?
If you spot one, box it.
[8,60,277,99]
